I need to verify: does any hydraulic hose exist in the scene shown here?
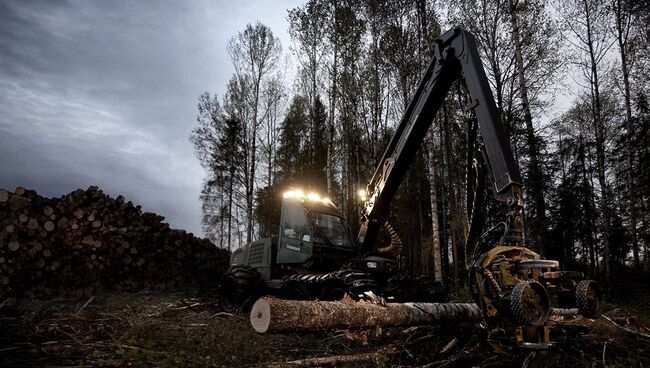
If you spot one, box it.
[377,221,403,258]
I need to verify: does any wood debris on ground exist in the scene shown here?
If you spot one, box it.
[1,291,649,367]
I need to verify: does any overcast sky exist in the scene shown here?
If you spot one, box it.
[0,0,302,235]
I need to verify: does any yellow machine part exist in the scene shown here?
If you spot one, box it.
[479,245,540,269]
[474,245,541,318]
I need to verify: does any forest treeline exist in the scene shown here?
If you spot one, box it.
[191,0,650,288]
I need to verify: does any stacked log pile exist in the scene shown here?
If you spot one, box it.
[0,186,229,299]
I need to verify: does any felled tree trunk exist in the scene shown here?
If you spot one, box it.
[250,297,483,333]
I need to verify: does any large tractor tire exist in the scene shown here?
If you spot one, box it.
[575,279,603,318]
[280,279,311,300]
[509,281,550,326]
[219,265,262,312]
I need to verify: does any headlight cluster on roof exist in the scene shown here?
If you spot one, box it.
[283,189,332,205]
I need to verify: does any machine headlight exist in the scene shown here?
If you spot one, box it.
[366,261,378,269]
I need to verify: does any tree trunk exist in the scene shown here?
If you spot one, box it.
[246,75,260,245]
[326,4,339,197]
[250,297,483,333]
[580,136,597,276]
[443,104,463,286]
[583,0,611,279]
[228,167,234,251]
[219,172,225,249]
[247,145,256,244]
[642,197,649,271]
[427,130,444,284]
[614,0,639,270]
[509,0,547,254]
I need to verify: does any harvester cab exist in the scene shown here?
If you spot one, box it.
[222,189,434,309]
[274,190,354,269]
[223,190,374,309]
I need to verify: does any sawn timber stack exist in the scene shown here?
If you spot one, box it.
[0,186,229,299]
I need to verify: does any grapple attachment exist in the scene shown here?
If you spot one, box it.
[470,244,603,350]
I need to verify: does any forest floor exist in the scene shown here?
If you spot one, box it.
[1,290,649,367]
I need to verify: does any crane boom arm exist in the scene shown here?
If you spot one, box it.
[357,28,523,249]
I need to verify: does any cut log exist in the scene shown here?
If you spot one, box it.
[8,195,27,211]
[250,297,483,333]
[8,241,20,252]
[44,221,55,232]
[27,218,39,230]
[0,189,8,203]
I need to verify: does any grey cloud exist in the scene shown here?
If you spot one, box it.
[0,0,299,236]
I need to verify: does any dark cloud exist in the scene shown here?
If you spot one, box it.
[0,0,299,236]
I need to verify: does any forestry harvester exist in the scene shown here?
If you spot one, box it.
[223,28,604,349]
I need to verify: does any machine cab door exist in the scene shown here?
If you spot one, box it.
[277,198,313,264]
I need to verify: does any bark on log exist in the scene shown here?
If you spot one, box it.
[250,297,483,333]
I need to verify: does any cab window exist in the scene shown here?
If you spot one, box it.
[281,200,310,241]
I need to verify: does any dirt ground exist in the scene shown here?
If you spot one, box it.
[1,291,649,367]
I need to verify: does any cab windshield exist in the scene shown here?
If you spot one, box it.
[308,212,353,248]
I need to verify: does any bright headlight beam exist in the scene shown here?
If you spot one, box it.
[358,189,367,201]
[283,190,334,206]
[283,190,305,199]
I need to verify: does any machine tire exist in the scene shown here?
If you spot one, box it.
[510,281,550,326]
[219,265,262,312]
[575,279,603,318]
[342,271,377,299]
[320,281,347,301]
[281,280,311,300]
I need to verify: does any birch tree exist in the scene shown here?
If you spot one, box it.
[227,22,282,243]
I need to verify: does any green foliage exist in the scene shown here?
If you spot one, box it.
[308,97,329,192]
[255,185,282,238]
[276,95,310,186]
